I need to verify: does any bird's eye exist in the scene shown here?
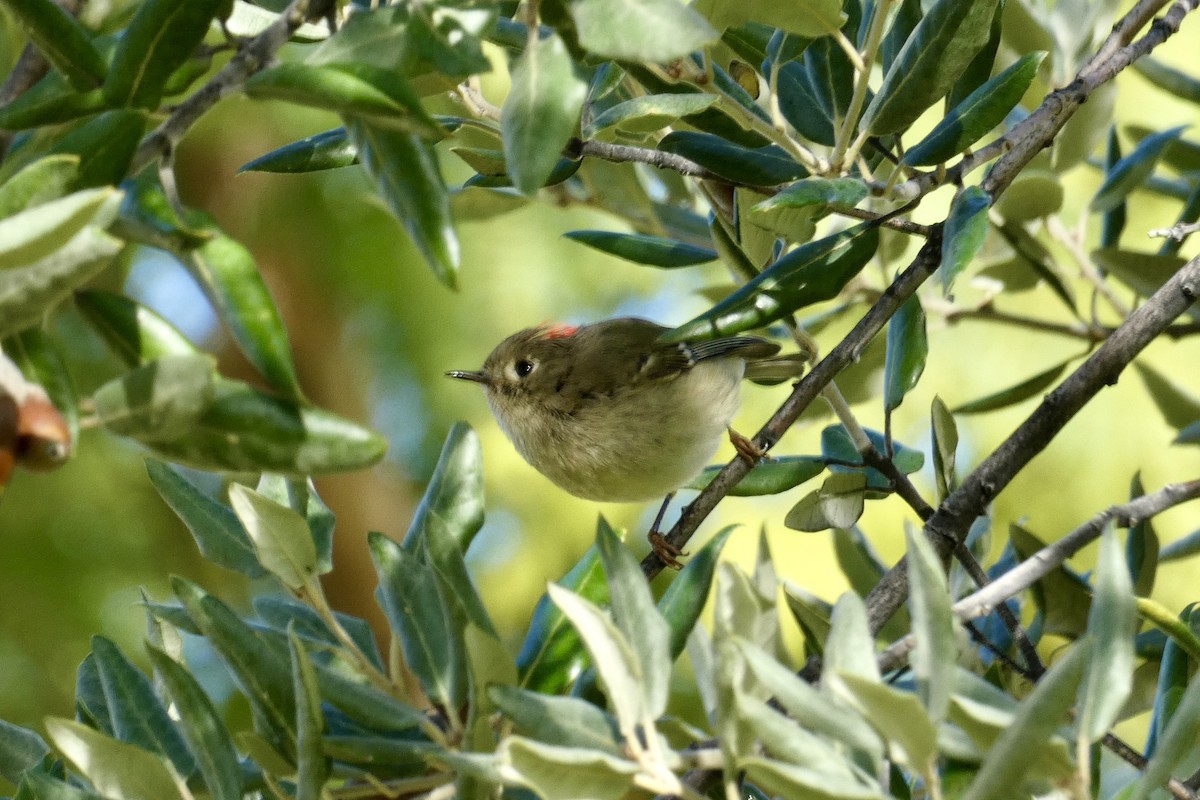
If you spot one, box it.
[514,359,535,378]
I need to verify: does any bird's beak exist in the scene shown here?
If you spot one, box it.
[446,370,490,384]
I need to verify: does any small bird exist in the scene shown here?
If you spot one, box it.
[447,317,802,566]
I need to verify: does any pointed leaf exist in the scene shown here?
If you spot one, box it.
[90,636,194,775]
[785,472,867,532]
[658,131,806,186]
[0,187,118,270]
[489,685,621,755]
[546,584,644,733]
[597,518,670,718]
[244,64,443,138]
[289,630,329,800]
[0,154,81,220]
[182,232,302,400]
[666,222,879,340]
[657,525,734,659]
[103,0,224,108]
[953,358,1071,415]
[836,673,938,770]
[404,421,485,549]
[862,0,1001,134]
[687,456,826,495]
[146,646,241,800]
[347,119,458,286]
[499,737,637,800]
[1091,126,1188,213]
[0,719,49,784]
[46,110,145,190]
[369,532,465,712]
[1,0,106,90]
[1077,525,1135,744]
[239,128,357,174]
[884,293,927,412]
[586,93,718,136]
[501,33,586,196]
[145,460,264,577]
[940,185,990,295]
[931,396,958,501]
[905,528,955,724]
[903,52,1046,166]
[1132,654,1200,799]
[563,230,716,268]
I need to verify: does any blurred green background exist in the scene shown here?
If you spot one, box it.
[0,11,1197,738]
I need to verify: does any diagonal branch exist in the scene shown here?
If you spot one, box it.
[864,252,1200,634]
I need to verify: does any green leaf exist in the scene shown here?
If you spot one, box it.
[1101,127,1127,249]
[499,737,637,800]
[1134,641,1200,799]
[563,230,716,268]
[931,396,957,501]
[1126,472,1159,597]
[320,735,435,770]
[1134,361,1200,431]
[696,0,845,37]
[347,119,458,286]
[905,528,955,724]
[546,583,644,734]
[952,358,1071,415]
[93,354,217,441]
[404,421,485,550]
[76,290,199,367]
[517,541,609,693]
[1,0,107,89]
[183,232,302,400]
[884,294,927,412]
[783,580,832,656]
[0,75,106,130]
[798,21,857,143]
[596,518,670,718]
[244,64,443,139]
[288,630,329,800]
[734,637,882,758]
[420,516,497,638]
[570,0,717,62]
[861,0,1001,134]
[944,0,1003,109]
[254,595,381,669]
[658,131,807,186]
[369,531,465,712]
[775,60,837,146]
[228,484,318,590]
[822,592,878,681]
[903,52,1046,166]
[0,187,119,270]
[172,577,295,749]
[657,526,734,659]
[239,128,357,174]
[1132,57,1200,106]
[489,685,622,755]
[146,460,261,577]
[1091,125,1188,213]
[103,0,223,108]
[90,636,194,775]
[1010,524,1093,639]
[43,718,186,800]
[940,185,990,295]
[501,33,586,196]
[145,646,241,800]
[0,155,81,219]
[666,222,879,340]
[687,456,826,495]
[836,673,937,770]
[587,93,718,136]
[1076,524,1135,745]
[1092,249,1196,320]
[144,378,387,475]
[48,109,146,190]
[114,168,214,252]
[749,177,868,225]
[0,719,49,784]
[961,640,1091,800]
[784,472,868,532]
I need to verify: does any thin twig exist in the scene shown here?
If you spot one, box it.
[1149,220,1200,242]
[131,0,314,173]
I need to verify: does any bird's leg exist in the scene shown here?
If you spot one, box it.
[729,427,766,463]
[647,491,686,569]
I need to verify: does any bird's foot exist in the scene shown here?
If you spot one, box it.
[729,427,766,463]
[648,531,686,570]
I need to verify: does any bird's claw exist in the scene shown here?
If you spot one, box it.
[648,531,686,570]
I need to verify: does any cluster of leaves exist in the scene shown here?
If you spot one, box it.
[0,0,1199,798]
[0,425,1198,800]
